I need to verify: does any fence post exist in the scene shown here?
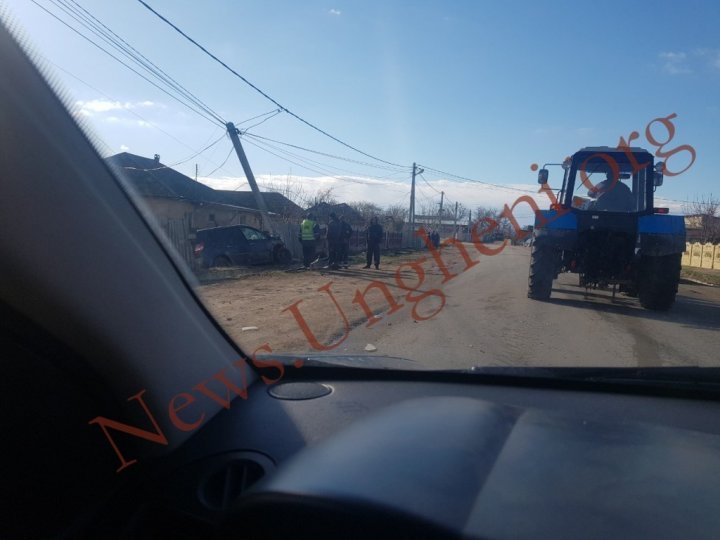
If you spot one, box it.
[702,243,715,269]
[691,242,703,267]
[682,242,691,266]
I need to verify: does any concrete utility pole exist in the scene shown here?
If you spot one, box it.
[409,163,416,229]
[438,191,444,231]
[453,201,458,239]
[226,122,269,214]
[409,162,423,247]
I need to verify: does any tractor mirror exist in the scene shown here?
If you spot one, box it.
[538,169,549,184]
[654,162,664,187]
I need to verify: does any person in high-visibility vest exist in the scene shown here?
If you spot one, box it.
[299,213,320,268]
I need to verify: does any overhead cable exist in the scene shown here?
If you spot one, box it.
[136,0,408,168]
[31,0,225,126]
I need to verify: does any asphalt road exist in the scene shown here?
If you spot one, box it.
[341,245,720,369]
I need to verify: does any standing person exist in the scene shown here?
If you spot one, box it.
[431,229,440,249]
[299,213,320,268]
[325,212,342,270]
[364,216,383,269]
[339,215,353,268]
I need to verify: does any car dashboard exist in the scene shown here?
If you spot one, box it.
[94,368,720,540]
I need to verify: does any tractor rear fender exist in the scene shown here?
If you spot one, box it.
[534,210,577,250]
[638,215,686,256]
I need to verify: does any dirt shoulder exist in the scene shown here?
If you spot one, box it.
[196,246,483,355]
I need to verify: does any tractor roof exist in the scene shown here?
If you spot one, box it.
[577,146,651,155]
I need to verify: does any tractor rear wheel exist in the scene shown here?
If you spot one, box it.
[638,254,681,311]
[528,245,556,300]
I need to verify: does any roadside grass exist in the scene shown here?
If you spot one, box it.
[682,266,720,286]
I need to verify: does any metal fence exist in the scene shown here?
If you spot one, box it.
[346,230,403,252]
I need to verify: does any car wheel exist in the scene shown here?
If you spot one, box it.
[274,247,292,265]
[213,255,232,268]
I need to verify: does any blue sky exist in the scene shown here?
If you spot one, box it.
[4,0,719,219]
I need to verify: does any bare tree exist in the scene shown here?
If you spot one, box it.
[261,175,305,204]
[385,203,408,232]
[349,201,384,224]
[453,202,469,222]
[304,186,338,208]
[683,194,720,243]
[418,202,439,219]
[469,206,502,240]
[474,206,500,221]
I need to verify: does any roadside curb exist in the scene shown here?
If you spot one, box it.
[680,276,717,287]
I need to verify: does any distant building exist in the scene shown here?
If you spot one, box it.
[685,214,720,243]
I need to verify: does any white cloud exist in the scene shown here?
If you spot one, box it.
[120,144,130,152]
[197,173,550,226]
[73,98,159,117]
[695,48,720,71]
[328,8,341,16]
[659,51,692,75]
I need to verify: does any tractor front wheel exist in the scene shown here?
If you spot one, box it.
[528,245,556,300]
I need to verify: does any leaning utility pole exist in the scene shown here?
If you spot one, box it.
[226,122,269,214]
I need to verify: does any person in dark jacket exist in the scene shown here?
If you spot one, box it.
[325,212,342,270]
[430,229,440,249]
[364,216,383,269]
[588,172,635,212]
[298,213,320,268]
[339,215,353,268]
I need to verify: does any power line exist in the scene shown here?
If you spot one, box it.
[236,108,282,126]
[418,173,442,195]
[57,0,224,125]
[39,0,535,198]
[204,145,235,177]
[136,0,408,168]
[241,109,283,132]
[242,137,409,193]
[43,57,239,177]
[245,135,405,181]
[419,164,540,194]
[120,133,227,171]
[31,0,225,127]
[243,133,409,173]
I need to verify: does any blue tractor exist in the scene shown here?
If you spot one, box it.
[528,146,685,310]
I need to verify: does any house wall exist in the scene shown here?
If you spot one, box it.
[143,198,195,224]
[192,204,262,230]
[140,198,262,230]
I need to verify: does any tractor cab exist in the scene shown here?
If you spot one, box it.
[538,146,664,216]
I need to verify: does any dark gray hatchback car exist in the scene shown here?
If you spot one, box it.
[194,225,291,268]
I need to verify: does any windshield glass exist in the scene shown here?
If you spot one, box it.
[6,1,719,374]
[570,159,648,213]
